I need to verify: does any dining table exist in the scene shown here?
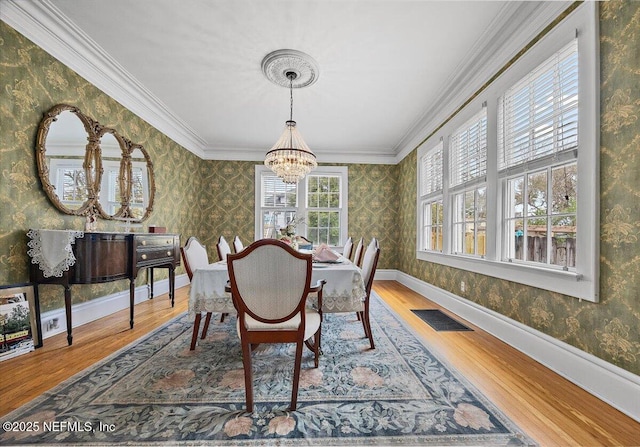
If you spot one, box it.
[188,255,366,319]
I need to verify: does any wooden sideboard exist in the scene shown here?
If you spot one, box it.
[28,232,180,346]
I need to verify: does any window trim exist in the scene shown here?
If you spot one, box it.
[255,166,349,247]
[416,2,599,302]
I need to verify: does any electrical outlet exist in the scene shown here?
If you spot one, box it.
[46,318,59,332]
[460,281,465,292]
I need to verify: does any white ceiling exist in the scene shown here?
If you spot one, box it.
[1,0,571,164]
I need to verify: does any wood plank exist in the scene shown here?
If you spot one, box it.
[373,280,640,447]
[1,281,639,446]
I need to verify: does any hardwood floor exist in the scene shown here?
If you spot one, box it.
[1,280,639,446]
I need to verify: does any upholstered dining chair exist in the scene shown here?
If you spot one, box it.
[181,237,214,350]
[358,238,380,349]
[342,237,353,261]
[352,237,365,267]
[227,239,325,412]
[216,235,232,261]
[233,236,244,253]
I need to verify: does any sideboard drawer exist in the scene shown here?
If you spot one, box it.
[135,235,176,249]
[134,234,180,270]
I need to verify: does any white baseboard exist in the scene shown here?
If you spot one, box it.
[40,273,190,338]
[374,269,397,281]
[390,270,640,423]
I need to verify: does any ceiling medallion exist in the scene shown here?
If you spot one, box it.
[261,49,319,89]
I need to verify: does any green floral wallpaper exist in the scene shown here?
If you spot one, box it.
[397,1,640,376]
[1,1,639,379]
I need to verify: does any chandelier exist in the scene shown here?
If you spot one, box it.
[262,50,319,184]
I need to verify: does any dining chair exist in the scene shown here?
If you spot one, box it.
[233,236,244,253]
[181,236,214,350]
[352,237,364,267]
[342,237,353,261]
[216,235,231,261]
[358,237,380,349]
[227,239,325,412]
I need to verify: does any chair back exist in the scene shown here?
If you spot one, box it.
[181,237,209,281]
[361,238,380,296]
[233,236,244,253]
[217,235,231,261]
[342,237,353,260]
[227,239,312,323]
[352,237,364,267]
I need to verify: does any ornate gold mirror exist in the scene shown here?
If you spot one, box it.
[123,143,155,221]
[95,126,128,219]
[36,104,100,216]
[36,104,155,223]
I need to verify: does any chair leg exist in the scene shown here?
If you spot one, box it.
[362,304,375,350]
[290,339,304,411]
[313,330,320,368]
[220,312,228,323]
[241,339,254,413]
[200,312,212,339]
[358,311,367,337]
[190,313,202,350]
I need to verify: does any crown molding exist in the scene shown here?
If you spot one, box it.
[0,0,207,158]
[202,146,397,165]
[394,1,573,164]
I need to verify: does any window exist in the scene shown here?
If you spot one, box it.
[306,175,343,246]
[498,40,578,171]
[255,166,348,246]
[129,164,149,219]
[449,109,487,257]
[499,39,578,269]
[258,172,297,239]
[504,163,577,268]
[99,160,122,215]
[422,200,444,252]
[419,142,444,251]
[452,187,487,256]
[449,109,487,188]
[48,159,87,207]
[416,2,598,301]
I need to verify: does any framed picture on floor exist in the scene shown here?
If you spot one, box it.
[0,283,41,361]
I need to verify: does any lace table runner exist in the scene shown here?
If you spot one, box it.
[27,229,85,278]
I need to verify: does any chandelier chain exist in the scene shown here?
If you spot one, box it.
[290,75,294,122]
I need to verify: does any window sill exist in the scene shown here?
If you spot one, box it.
[416,250,597,302]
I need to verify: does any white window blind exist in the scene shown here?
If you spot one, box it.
[449,108,487,187]
[420,141,443,196]
[261,173,296,208]
[498,39,578,171]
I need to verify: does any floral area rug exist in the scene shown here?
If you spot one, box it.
[1,293,536,446]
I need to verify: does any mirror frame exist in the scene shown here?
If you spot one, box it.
[122,142,156,222]
[35,104,101,216]
[36,104,156,223]
[95,125,128,219]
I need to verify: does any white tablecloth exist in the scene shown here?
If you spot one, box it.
[188,259,366,318]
